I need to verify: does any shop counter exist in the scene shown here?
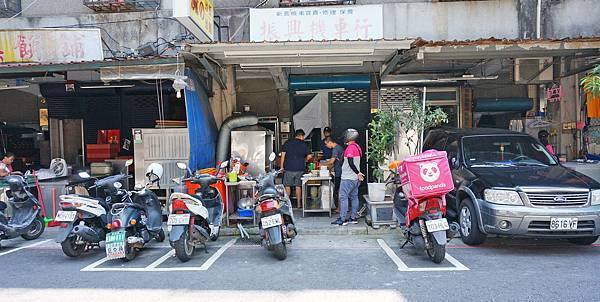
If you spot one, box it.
[301,175,333,217]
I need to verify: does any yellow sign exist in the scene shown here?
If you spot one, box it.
[39,108,48,128]
[190,0,214,38]
[173,0,214,41]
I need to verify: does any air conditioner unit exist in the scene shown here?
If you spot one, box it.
[514,57,553,83]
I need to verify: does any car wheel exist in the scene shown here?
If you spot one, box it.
[567,236,599,245]
[459,199,486,246]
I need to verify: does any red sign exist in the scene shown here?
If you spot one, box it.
[547,85,562,103]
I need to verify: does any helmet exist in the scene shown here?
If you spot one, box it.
[145,163,164,184]
[343,128,359,143]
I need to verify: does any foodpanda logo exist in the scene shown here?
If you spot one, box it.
[419,162,440,183]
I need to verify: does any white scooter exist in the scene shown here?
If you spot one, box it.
[167,161,227,262]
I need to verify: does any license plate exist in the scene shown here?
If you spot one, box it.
[550,217,578,230]
[261,214,282,228]
[167,214,190,226]
[105,230,126,260]
[55,211,77,222]
[425,218,449,232]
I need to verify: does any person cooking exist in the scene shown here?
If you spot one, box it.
[280,129,313,208]
[323,136,344,213]
[0,152,17,177]
[320,127,333,160]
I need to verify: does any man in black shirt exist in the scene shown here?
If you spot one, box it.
[280,129,313,208]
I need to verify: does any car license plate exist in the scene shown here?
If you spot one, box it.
[550,217,578,230]
[105,230,126,260]
[426,218,450,232]
[261,214,282,229]
[167,214,190,226]
[55,211,77,222]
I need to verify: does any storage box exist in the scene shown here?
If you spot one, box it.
[399,150,454,199]
[364,195,397,229]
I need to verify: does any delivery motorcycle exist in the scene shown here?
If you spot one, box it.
[167,161,227,262]
[0,175,45,247]
[105,163,165,261]
[392,150,454,264]
[56,161,133,257]
[255,153,297,260]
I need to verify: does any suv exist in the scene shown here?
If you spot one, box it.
[423,127,600,246]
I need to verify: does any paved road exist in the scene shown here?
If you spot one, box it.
[0,228,598,302]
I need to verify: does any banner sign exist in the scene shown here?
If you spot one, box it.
[250,5,383,42]
[173,0,214,41]
[546,85,562,103]
[0,29,103,64]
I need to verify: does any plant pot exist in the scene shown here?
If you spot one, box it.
[368,182,387,202]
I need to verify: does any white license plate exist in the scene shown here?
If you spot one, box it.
[261,214,282,228]
[55,211,77,222]
[105,230,126,260]
[167,214,190,226]
[550,217,578,230]
[426,218,450,232]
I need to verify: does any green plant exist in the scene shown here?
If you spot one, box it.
[581,64,600,97]
[397,98,448,156]
[368,109,396,182]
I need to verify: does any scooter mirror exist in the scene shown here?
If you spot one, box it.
[78,172,91,178]
[268,152,276,162]
[177,162,188,170]
[124,159,134,167]
[219,161,229,169]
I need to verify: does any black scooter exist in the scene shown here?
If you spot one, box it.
[105,165,165,261]
[0,175,46,247]
[255,153,297,260]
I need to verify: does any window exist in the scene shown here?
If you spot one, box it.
[462,135,558,167]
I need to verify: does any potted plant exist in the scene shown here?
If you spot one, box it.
[581,64,600,96]
[367,109,396,201]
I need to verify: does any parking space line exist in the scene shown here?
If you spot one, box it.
[145,250,175,269]
[80,256,111,272]
[198,238,237,271]
[0,239,52,257]
[377,238,469,272]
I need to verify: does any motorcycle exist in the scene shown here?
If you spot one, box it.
[255,152,297,260]
[55,161,133,257]
[391,150,454,264]
[105,163,165,261]
[0,175,46,247]
[167,161,227,262]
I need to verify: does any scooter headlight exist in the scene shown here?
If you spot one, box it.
[484,189,523,206]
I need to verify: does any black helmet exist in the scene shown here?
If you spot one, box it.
[343,128,359,143]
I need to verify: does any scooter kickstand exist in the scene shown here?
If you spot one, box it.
[203,243,208,254]
[400,239,410,249]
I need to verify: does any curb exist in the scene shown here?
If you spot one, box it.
[220,225,399,237]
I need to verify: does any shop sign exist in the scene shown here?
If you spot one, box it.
[546,85,562,103]
[0,29,103,64]
[250,5,383,42]
[173,0,214,41]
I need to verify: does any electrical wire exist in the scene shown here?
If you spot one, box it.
[0,0,40,25]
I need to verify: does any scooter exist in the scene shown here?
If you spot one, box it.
[255,152,297,260]
[167,161,227,262]
[56,161,133,257]
[0,175,46,247]
[105,163,165,261]
[392,150,454,264]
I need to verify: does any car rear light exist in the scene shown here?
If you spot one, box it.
[258,200,279,213]
[111,219,122,229]
[171,199,188,211]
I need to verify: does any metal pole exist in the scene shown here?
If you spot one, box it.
[420,87,427,153]
[536,0,542,39]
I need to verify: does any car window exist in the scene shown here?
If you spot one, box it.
[462,135,557,167]
[446,137,458,159]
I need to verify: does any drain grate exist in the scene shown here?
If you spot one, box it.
[236,237,262,246]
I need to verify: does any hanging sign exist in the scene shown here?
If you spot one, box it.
[546,85,562,103]
[173,0,214,41]
[250,5,383,42]
[0,29,103,64]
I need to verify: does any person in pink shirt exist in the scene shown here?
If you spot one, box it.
[538,130,555,156]
[331,129,365,226]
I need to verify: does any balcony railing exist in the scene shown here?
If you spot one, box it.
[280,0,355,7]
[0,0,21,18]
[83,0,161,13]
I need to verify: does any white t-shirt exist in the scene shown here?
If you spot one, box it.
[0,163,10,175]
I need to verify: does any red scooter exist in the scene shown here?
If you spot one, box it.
[392,150,454,264]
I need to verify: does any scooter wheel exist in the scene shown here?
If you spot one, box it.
[174,229,194,262]
[156,229,166,243]
[124,245,137,261]
[272,242,287,261]
[61,237,85,258]
[426,238,446,264]
[21,216,45,240]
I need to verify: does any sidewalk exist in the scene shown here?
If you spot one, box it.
[221,209,398,237]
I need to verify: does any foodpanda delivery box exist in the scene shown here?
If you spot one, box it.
[399,150,454,199]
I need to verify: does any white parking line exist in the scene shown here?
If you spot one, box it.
[377,239,469,272]
[0,239,52,257]
[81,238,238,272]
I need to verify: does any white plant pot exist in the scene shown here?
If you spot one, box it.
[368,182,387,202]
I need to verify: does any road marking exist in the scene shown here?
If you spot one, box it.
[81,239,237,272]
[377,238,469,272]
[0,239,52,257]
[198,238,237,271]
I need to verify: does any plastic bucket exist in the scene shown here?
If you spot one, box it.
[368,183,387,202]
[228,172,238,183]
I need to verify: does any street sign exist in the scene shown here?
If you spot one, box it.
[173,0,214,42]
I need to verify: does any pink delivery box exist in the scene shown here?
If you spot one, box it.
[399,150,454,199]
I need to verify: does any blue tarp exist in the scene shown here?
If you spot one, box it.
[185,69,218,171]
